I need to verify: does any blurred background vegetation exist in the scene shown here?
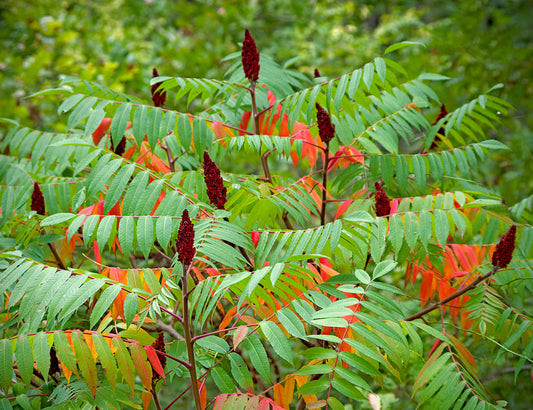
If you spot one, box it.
[2,0,533,204]
[1,1,532,405]
[1,0,532,205]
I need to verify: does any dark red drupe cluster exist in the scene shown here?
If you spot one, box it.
[203,152,227,210]
[49,347,60,376]
[315,103,335,145]
[242,29,260,82]
[176,209,196,266]
[374,182,391,217]
[151,68,166,107]
[110,135,126,156]
[492,225,516,268]
[31,182,45,215]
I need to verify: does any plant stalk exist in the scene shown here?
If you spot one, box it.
[181,264,202,410]
[405,265,499,321]
[249,80,271,182]
[320,145,329,226]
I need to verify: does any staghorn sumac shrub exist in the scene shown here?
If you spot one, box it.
[0,30,531,410]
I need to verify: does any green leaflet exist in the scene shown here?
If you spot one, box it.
[113,338,135,395]
[111,103,132,148]
[92,333,118,391]
[32,332,52,383]
[89,284,122,329]
[241,336,271,384]
[15,335,33,387]
[71,331,97,396]
[0,339,12,392]
[136,216,154,260]
[259,320,293,366]
[104,164,135,214]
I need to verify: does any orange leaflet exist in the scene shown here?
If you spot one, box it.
[198,380,207,410]
[104,267,126,321]
[239,89,320,169]
[142,391,152,410]
[137,141,171,174]
[328,146,365,173]
[408,244,494,326]
[294,372,318,404]
[273,377,295,409]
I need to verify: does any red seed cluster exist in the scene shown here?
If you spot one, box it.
[492,225,516,268]
[315,103,335,145]
[49,347,60,376]
[31,182,45,215]
[242,29,260,82]
[151,332,167,379]
[203,152,227,210]
[151,68,166,107]
[432,104,448,125]
[374,182,391,217]
[110,135,126,156]
[176,209,196,266]
[314,68,321,78]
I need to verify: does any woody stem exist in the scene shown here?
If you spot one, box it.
[320,145,329,226]
[181,264,202,409]
[249,80,271,183]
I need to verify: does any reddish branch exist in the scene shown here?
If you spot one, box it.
[405,265,499,321]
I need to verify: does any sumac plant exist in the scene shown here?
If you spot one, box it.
[0,30,531,410]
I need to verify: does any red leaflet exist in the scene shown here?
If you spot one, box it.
[251,231,260,248]
[242,29,260,82]
[92,117,112,145]
[147,333,166,380]
[31,182,45,215]
[176,209,196,266]
[492,225,516,268]
[151,68,166,107]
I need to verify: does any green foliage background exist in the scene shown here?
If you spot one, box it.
[1,0,532,407]
[2,0,532,205]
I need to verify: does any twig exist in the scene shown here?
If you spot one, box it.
[47,242,66,270]
[320,146,329,226]
[181,263,202,410]
[151,381,163,410]
[405,266,499,321]
[161,142,176,173]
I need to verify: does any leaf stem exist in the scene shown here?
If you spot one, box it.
[181,263,202,410]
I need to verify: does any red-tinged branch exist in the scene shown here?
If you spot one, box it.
[320,146,329,226]
[405,265,499,322]
[181,263,202,410]
[47,242,66,270]
[249,81,271,183]
[151,382,163,410]
[316,103,335,225]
